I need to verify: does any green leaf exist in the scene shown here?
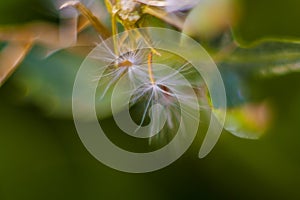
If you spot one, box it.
[213,39,300,139]
[12,46,142,119]
[221,40,300,77]
[14,46,82,117]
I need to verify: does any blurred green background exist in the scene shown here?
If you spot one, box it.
[1,0,300,199]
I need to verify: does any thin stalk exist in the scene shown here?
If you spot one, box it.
[0,42,33,87]
[60,1,110,39]
[147,52,155,85]
[143,6,184,30]
[111,8,119,57]
[104,0,113,14]
[134,28,161,56]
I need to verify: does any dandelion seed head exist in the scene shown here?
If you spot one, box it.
[120,0,140,12]
[91,36,151,99]
[90,30,201,144]
[118,0,142,24]
[128,61,201,139]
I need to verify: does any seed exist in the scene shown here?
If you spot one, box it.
[118,60,133,67]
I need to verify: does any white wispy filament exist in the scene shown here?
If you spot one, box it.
[90,33,201,141]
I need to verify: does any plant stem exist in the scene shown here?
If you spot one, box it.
[111,8,119,57]
[60,1,110,39]
[147,52,155,84]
